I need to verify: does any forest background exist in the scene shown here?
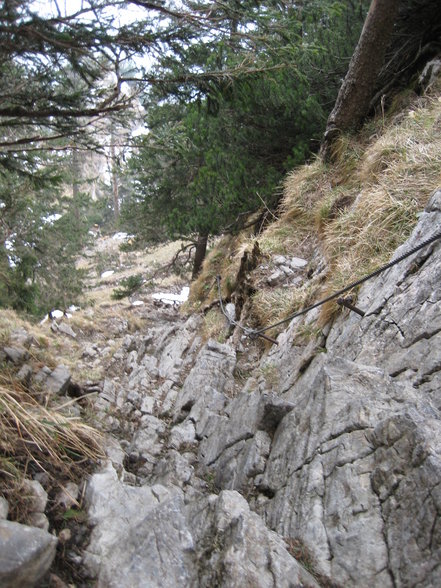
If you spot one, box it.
[1,0,438,315]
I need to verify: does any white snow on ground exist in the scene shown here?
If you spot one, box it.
[152,286,189,305]
[112,232,130,241]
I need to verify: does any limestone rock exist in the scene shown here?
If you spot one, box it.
[22,479,48,514]
[3,346,28,364]
[169,420,196,450]
[83,463,186,584]
[267,269,285,286]
[173,340,236,421]
[17,364,33,385]
[84,466,319,588]
[0,520,57,588]
[57,322,77,338]
[9,328,33,348]
[198,391,293,476]
[200,490,321,588]
[288,256,308,269]
[73,189,441,586]
[45,365,71,396]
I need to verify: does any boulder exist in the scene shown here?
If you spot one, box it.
[0,520,57,588]
[84,465,319,588]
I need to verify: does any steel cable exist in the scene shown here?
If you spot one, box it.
[216,229,441,343]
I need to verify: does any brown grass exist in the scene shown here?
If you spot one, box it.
[189,86,441,335]
[0,370,104,522]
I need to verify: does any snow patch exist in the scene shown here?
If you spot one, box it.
[131,300,144,307]
[152,286,189,306]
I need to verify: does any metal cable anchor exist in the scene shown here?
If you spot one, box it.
[337,297,365,317]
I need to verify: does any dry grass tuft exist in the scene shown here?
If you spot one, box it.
[201,308,228,343]
[319,92,441,319]
[251,279,321,338]
[0,370,104,521]
[0,307,105,523]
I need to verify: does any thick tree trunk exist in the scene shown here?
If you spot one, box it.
[191,233,209,280]
[320,0,400,161]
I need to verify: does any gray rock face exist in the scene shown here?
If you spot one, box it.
[82,189,441,588]
[0,520,57,588]
[173,339,236,422]
[84,465,319,588]
[256,189,441,587]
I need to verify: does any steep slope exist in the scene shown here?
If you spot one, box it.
[2,73,440,588]
[81,189,441,587]
[76,80,441,587]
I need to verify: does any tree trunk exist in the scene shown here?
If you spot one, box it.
[110,126,120,222]
[320,0,400,161]
[191,233,209,280]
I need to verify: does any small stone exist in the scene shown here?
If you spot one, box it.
[273,255,287,266]
[3,346,28,364]
[23,480,48,513]
[288,256,308,269]
[45,365,71,396]
[57,322,77,339]
[267,269,285,287]
[280,264,294,275]
[140,396,155,414]
[17,364,33,386]
[82,345,98,359]
[58,528,72,544]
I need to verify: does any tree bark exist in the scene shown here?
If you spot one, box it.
[191,233,209,280]
[320,0,400,161]
[110,127,120,222]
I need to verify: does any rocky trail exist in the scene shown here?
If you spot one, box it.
[2,191,441,587]
[82,191,441,587]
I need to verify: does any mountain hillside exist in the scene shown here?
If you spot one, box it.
[1,77,441,587]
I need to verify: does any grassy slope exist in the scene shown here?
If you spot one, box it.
[189,85,441,339]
